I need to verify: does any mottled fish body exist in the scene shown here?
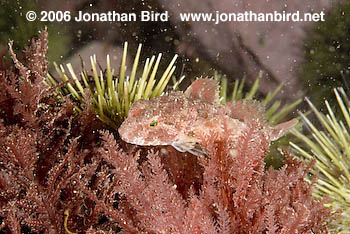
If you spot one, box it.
[118,79,297,155]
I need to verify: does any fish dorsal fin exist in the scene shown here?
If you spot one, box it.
[227,99,266,123]
[185,78,220,104]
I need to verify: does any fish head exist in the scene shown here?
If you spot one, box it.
[118,93,192,146]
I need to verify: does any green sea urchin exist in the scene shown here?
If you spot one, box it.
[47,42,183,128]
[291,88,350,233]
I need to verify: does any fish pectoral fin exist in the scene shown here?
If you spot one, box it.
[171,136,206,156]
[172,141,195,153]
[188,144,207,157]
[172,142,206,156]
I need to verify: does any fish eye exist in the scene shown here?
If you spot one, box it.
[149,119,158,127]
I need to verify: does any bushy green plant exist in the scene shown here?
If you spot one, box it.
[291,88,350,233]
[301,1,350,111]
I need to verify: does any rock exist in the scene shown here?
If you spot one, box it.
[159,0,336,101]
[50,41,129,81]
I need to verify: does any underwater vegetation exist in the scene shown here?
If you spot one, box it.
[291,88,350,233]
[0,30,336,233]
[301,1,350,111]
